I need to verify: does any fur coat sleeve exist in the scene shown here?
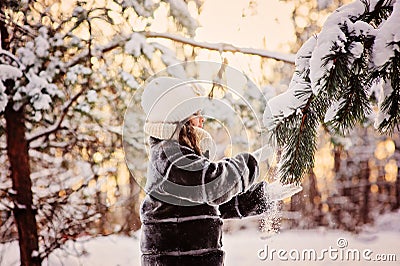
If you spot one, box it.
[218,181,271,219]
[146,139,259,206]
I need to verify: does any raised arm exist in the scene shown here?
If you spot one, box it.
[146,140,259,205]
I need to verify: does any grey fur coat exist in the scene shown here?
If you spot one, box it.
[140,137,270,266]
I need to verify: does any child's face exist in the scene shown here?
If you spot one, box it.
[189,111,205,128]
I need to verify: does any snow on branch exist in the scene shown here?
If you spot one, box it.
[265,0,398,184]
[142,31,296,64]
[372,1,400,67]
[372,0,400,133]
[64,30,295,76]
[27,89,85,143]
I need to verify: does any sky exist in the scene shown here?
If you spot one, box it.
[194,0,296,78]
[149,0,297,83]
[195,0,296,52]
[149,0,296,51]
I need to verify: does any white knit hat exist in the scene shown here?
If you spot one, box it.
[141,77,207,139]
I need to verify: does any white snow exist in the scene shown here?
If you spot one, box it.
[0,65,23,81]
[351,21,374,37]
[324,98,345,123]
[2,211,400,265]
[86,90,97,103]
[35,36,50,58]
[31,250,39,258]
[66,64,92,84]
[334,0,368,17]
[267,0,395,130]
[70,36,81,47]
[125,33,154,59]
[309,24,347,94]
[16,203,27,209]
[349,42,363,59]
[372,0,400,67]
[52,33,64,47]
[309,0,377,94]
[72,6,85,17]
[16,43,36,66]
[32,93,52,110]
[168,0,198,36]
[121,71,139,89]
[0,89,8,113]
[0,65,22,112]
[265,82,309,128]
[45,83,63,98]
[125,33,144,57]
[123,0,156,17]
[76,102,90,113]
[295,36,317,73]
[162,57,187,79]
[374,81,392,129]
[145,31,296,64]
[8,189,17,195]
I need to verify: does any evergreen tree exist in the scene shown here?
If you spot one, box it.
[265,0,400,184]
[0,0,202,264]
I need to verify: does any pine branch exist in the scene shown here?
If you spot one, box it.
[279,108,318,184]
[324,43,372,134]
[378,50,400,133]
[360,0,393,26]
[274,1,376,183]
[271,84,320,184]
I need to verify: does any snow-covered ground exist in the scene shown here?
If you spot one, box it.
[1,211,400,266]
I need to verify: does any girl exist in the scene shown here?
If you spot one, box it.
[139,77,301,266]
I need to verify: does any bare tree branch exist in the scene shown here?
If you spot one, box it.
[142,31,296,64]
[68,31,296,65]
[27,30,295,143]
[27,89,85,143]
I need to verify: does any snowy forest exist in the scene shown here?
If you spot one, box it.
[1,0,400,265]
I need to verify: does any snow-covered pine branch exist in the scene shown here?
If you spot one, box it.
[372,0,400,133]
[264,36,318,184]
[265,0,399,184]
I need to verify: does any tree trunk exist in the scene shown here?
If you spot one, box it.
[395,169,400,210]
[359,161,370,224]
[94,175,107,234]
[392,134,400,210]
[307,170,323,225]
[126,174,141,232]
[1,5,40,265]
[5,104,40,266]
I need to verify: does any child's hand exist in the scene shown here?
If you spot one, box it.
[266,180,303,201]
